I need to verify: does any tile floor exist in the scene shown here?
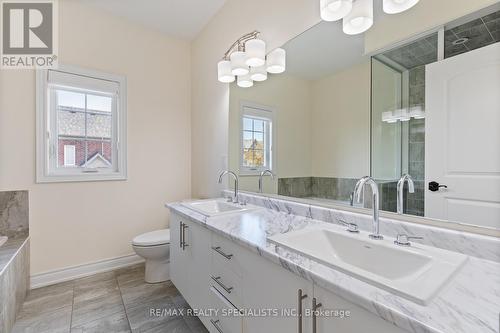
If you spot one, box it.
[12,264,209,333]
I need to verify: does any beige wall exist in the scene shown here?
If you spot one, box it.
[0,0,191,274]
[229,74,312,193]
[365,0,499,54]
[311,62,371,178]
[191,0,321,198]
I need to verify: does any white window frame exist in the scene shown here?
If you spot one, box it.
[63,145,76,167]
[239,101,275,175]
[36,64,127,183]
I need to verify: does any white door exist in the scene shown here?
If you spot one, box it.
[425,43,500,228]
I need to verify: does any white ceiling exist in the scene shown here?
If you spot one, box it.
[284,21,367,81]
[82,0,227,40]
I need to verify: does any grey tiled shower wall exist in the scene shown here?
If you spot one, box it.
[407,66,425,216]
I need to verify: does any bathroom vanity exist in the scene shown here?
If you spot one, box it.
[167,194,500,333]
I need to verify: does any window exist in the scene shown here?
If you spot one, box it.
[240,103,274,173]
[36,64,127,182]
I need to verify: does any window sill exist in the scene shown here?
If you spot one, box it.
[36,172,127,184]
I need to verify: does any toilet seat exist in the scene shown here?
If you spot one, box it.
[132,229,170,247]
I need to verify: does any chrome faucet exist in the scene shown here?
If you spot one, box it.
[397,174,415,214]
[354,176,383,240]
[218,170,239,203]
[258,169,275,193]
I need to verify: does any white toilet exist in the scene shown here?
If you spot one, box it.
[132,229,170,283]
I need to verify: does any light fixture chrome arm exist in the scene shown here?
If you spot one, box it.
[222,31,260,60]
[218,170,239,203]
[258,169,275,193]
[354,176,383,240]
[397,174,415,214]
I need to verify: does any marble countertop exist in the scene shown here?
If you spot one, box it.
[167,202,500,333]
[0,234,29,276]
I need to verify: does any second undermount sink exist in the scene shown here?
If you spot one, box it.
[182,198,260,217]
[268,226,467,305]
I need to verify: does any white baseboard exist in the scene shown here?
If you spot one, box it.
[30,254,144,289]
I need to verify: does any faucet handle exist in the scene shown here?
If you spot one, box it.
[338,219,359,233]
[394,234,423,246]
[226,196,233,203]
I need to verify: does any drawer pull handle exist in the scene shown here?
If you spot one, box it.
[211,246,233,260]
[297,289,308,333]
[312,297,322,333]
[182,224,189,250]
[211,276,233,294]
[179,222,183,248]
[210,319,224,333]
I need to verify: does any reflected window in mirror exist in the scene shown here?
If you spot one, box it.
[240,103,274,174]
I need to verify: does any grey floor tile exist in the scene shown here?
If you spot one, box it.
[126,296,180,332]
[18,285,74,318]
[70,310,131,333]
[74,278,119,304]
[182,315,209,333]
[74,271,116,286]
[115,264,146,287]
[12,304,72,333]
[71,292,125,327]
[142,317,192,333]
[120,280,177,308]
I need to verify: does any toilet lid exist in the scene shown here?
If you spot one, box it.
[132,229,170,246]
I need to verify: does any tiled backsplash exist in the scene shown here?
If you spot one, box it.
[277,177,398,213]
[0,191,29,238]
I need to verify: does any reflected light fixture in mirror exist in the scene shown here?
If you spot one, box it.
[320,0,353,21]
[343,0,373,35]
[266,48,286,74]
[230,51,249,76]
[217,60,235,83]
[245,39,266,67]
[383,0,420,14]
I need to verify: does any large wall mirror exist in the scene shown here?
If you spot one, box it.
[228,3,500,233]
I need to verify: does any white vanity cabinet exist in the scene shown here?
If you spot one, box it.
[170,213,211,327]
[239,247,313,333]
[170,212,407,333]
[312,285,405,333]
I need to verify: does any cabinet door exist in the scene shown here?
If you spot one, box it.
[170,213,188,298]
[184,219,211,327]
[312,285,406,333]
[241,248,313,333]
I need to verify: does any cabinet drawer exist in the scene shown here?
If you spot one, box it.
[210,257,243,309]
[209,287,242,333]
[211,233,244,277]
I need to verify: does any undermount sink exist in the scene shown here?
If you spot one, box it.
[182,198,260,217]
[268,226,467,305]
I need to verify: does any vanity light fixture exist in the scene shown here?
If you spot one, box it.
[343,0,373,35]
[245,39,266,67]
[321,0,420,35]
[320,0,353,21]
[383,0,420,14]
[230,51,249,76]
[266,48,286,74]
[250,65,268,82]
[237,74,254,88]
[217,31,286,87]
